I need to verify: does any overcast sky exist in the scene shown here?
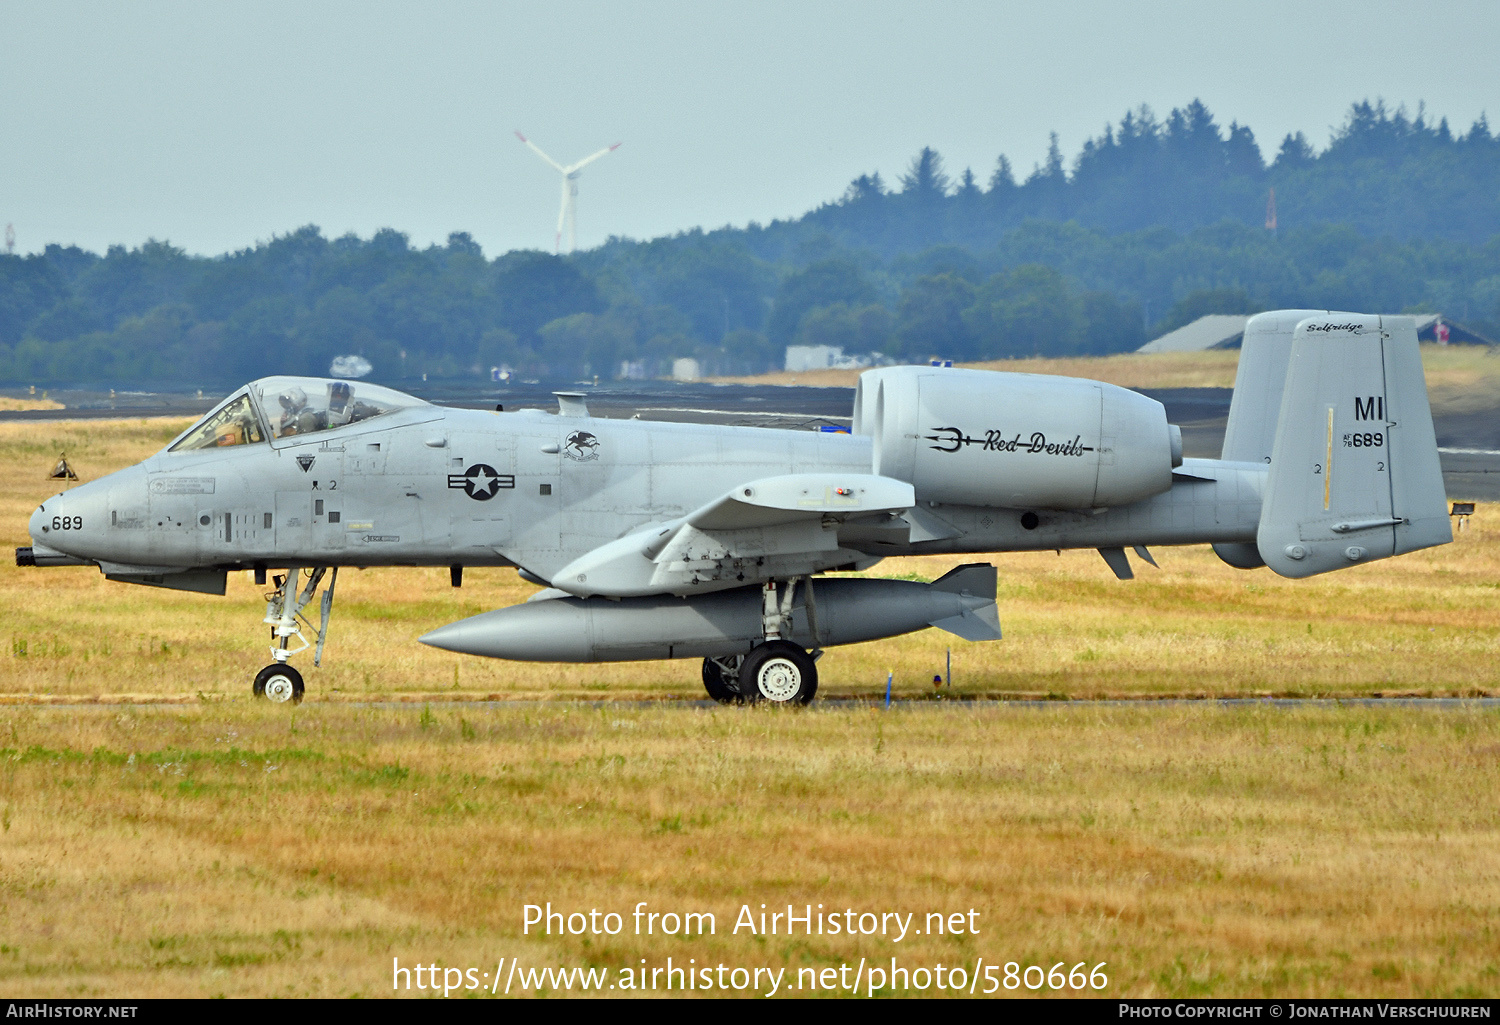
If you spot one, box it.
[3,0,1497,258]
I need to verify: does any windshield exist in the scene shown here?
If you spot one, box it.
[249,377,426,440]
[171,393,266,451]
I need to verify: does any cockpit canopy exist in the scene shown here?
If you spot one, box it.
[171,393,265,450]
[170,377,428,451]
[252,377,427,440]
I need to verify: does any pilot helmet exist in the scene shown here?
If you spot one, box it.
[329,381,352,411]
[278,387,308,412]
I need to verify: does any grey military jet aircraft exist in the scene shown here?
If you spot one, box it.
[16,312,1453,704]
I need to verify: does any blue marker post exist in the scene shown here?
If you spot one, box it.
[885,671,892,709]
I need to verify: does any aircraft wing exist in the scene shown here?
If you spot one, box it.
[549,473,914,597]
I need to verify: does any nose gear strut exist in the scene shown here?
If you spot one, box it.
[255,566,338,703]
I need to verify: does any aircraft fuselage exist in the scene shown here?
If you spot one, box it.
[28,406,1261,580]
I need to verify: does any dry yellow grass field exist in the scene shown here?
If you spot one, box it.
[1,417,1499,998]
[711,349,1244,390]
[3,702,1500,997]
[0,397,64,412]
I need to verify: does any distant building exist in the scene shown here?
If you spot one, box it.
[784,345,883,372]
[785,345,843,372]
[1136,315,1249,353]
[671,358,701,382]
[618,360,648,381]
[1408,314,1494,345]
[1137,312,1494,353]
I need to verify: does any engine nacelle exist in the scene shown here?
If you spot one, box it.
[853,366,1179,510]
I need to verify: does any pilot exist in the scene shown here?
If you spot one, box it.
[278,387,312,435]
[326,382,354,428]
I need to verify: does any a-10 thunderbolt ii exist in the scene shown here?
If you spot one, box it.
[16,311,1452,704]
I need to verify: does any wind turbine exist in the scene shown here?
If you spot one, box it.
[515,131,621,255]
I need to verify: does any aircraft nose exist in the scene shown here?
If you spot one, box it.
[29,479,111,554]
[28,503,48,541]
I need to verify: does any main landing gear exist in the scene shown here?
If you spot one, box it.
[254,567,337,705]
[700,577,820,706]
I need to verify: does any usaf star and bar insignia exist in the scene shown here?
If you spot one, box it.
[448,463,516,501]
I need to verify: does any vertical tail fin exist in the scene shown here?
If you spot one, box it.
[1222,310,1333,465]
[1256,314,1451,578]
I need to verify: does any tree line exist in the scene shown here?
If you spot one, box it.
[784,97,1500,253]
[1,98,1497,386]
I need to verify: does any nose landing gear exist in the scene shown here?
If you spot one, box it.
[254,567,337,704]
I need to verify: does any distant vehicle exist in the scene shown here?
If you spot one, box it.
[329,355,373,379]
[16,312,1452,705]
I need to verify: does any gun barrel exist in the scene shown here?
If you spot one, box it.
[16,545,92,567]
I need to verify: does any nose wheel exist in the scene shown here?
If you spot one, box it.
[253,663,304,704]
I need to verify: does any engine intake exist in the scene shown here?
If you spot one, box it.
[853,366,1179,510]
